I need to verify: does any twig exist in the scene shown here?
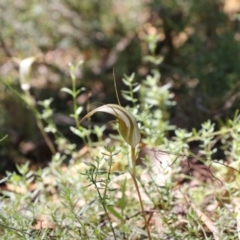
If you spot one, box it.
[154,149,240,185]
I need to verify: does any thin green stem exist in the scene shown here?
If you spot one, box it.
[103,152,113,197]
[35,114,56,154]
[71,74,79,128]
[94,184,117,240]
[137,174,179,237]
[70,199,88,238]
[2,80,56,154]
[113,69,121,106]
[25,90,56,155]
[0,223,32,237]
[129,82,135,106]
[93,154,117,240]
[130,147,152,240]
[187,128,234,142]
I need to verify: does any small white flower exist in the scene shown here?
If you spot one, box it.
[19,57,36,91]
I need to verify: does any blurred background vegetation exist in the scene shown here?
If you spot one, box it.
[0,0,240,174]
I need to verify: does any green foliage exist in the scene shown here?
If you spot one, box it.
[1,47,240,239]
[1,0,240,167]
[1,2,240,239]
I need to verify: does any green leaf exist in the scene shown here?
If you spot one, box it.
[78,198,96,215]
[76,106,83,115]
[119,178,127,211]
[0,175,11,184]
[0,135,8,142]
[122,78,131,86]
[83,161,96,168]
[107,206,124,220]
[108,188,118,191]
[132,84,141,92]
[61,87,73,96]
[70,126,89,138]
[112,171,123,176]
[121,93,136,102]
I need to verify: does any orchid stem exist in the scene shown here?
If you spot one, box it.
[130,147,152,240]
